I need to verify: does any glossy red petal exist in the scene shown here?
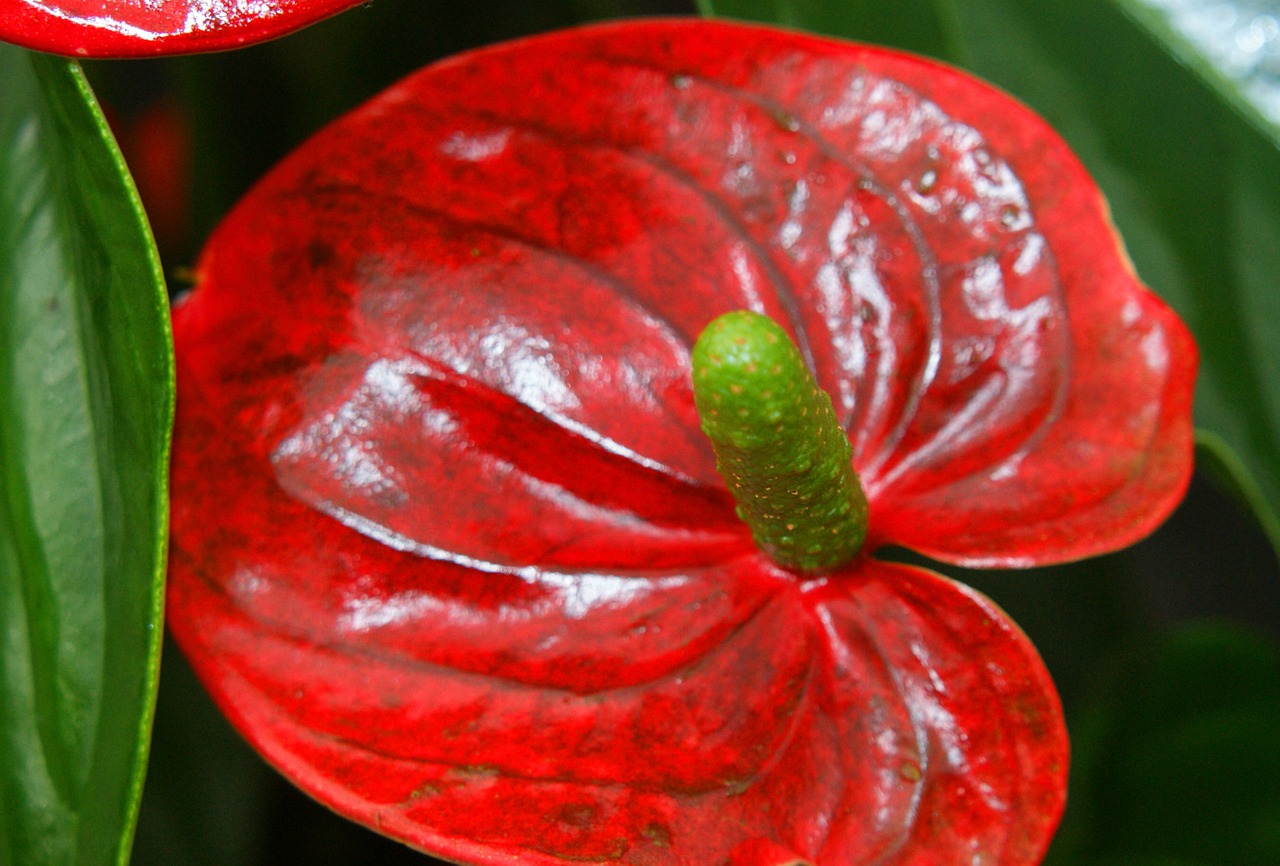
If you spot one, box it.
[165,17,1195,864]
[169,483,1066,866]
[183,19,1192,570]
[0,0,362,57]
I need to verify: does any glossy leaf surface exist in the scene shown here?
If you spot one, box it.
[0,0,363,58]
[168,20,1196,866]
[1115,0,1280,149]
[0,44,172,866]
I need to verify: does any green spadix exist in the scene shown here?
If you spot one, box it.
[692,310,868,573]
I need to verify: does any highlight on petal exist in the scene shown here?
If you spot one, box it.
[166,17,1197,865]
[0,0,364,57]
[169,448,1066,865]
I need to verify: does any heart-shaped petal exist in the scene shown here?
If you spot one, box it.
[0,0,362,57]
[169,18,1196,865]
[169,490,1064,865]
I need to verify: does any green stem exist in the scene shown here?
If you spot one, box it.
[692,310,868,573]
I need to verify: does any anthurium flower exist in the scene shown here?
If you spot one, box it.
[0,0,363,57]
[167,19,1197,866]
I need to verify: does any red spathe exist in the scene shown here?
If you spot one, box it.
[0,0,362,57]
[168,19,1196,866]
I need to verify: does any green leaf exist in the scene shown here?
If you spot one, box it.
[1101,0,1280,558]
[1198,430,1280,556]
[1111,0,1280,150]
[1048,623,1280,866]
[695,0,967,63]
[0,44,173,866]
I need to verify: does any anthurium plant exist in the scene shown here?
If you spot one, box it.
[2,3,1277,866]
[162,18,1196,866]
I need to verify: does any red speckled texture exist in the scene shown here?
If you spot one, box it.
[0,0,361,57]
[168,20,1197,866]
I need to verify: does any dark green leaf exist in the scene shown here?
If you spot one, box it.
[695,0,967,63]
[950,0,1280,558]
[1111,0,1280,150]
[0,44,173,866]
[1049,623,1280,866]
[1198,430,1280,557]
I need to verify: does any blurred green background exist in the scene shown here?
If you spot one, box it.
[78,1,1280,864]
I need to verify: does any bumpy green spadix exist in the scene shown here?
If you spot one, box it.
[692,311,868,573]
